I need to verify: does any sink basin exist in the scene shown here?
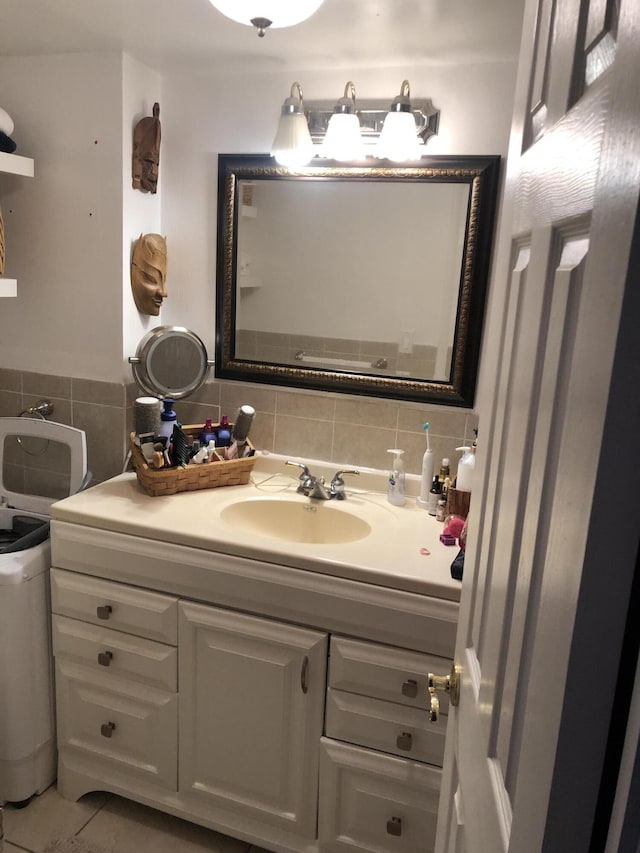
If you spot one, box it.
[220,498,372,545]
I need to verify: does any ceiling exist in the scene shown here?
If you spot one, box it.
[0,0,525,77]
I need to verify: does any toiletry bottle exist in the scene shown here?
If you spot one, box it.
[200,418,216,446]
[455,445,476,492]
[217,414,231,448]
[439,457,450,483]
[436,495,447,522]
[417,422,434,510]
[427,475,441,515]
[158,398,177,440]
[387,449,406,507]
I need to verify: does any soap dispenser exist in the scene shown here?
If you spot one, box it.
[387,449,406,507]
[158,398,177,440]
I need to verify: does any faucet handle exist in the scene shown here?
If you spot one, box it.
[286,460,315,493]
[330,468,359,499]
[286,460,312,479]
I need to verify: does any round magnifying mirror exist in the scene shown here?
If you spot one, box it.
[129,326,213,399]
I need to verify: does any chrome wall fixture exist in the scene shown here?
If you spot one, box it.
[271,80,440,166]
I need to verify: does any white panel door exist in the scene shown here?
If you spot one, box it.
[179,600,327,838]
[436,0,640,850]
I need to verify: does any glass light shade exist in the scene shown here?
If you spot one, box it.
[209,0,325,28]
[374,111,422,162]
[320,113,365,161]
[271,112,315,167]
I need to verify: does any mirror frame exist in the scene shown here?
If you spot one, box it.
[215,153,500,407]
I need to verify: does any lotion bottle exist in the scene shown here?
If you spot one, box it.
[417,422,434,510]
[387,449,406,507]
[456,444,476,492]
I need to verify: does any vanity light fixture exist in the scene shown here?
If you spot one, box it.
[209,0,325,37]
[374,80,423,162]
[271,82,315,167]
[319,82,365,162]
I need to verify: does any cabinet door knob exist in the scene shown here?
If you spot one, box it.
[401,678,418,698]
[386,816,402,836]
[396,731,413,751]
[98,651,113,667]
[100,721,116,738]
[97,604,112,620]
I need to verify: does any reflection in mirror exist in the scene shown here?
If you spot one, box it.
[129,326,213,399]
[216,155,500,407]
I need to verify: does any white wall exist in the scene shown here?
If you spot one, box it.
[160,62,518,359]
[0,54,517,382]
[121,53,162,365]
[0,53,123,381]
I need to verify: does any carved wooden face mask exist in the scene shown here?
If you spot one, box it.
[132,103,161,194]
[131,234,168,315]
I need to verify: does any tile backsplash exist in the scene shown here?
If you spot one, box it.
[1,367,478,488]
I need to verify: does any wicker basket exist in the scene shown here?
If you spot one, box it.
[129,424,256,497]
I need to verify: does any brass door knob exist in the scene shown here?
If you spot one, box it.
[427,664,461,722]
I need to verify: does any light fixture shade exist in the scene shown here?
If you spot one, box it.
[210,0,325,28]
[271,113,314,166]
[320,113,365,161]
[374,111,422,161]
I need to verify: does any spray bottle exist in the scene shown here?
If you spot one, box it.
[416,423,435,509]
[387,449,406,507]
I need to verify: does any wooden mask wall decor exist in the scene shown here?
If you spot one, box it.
[131,233,168,315]
[132,102,161,194]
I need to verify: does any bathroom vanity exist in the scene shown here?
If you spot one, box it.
[49,454,461,853]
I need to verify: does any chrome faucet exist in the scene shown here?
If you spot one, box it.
[286,461,359,500]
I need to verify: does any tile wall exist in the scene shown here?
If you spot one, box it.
[0,367,479,488]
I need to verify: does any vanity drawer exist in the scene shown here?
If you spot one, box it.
[52,614,178,692]
[325,687,446,767]
[329,636,452,712]
[318,737,440,853]
[51,568,178,645]
[55,657,177,791]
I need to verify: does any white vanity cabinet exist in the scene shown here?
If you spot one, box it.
[50,569,179,791]
[179,600,327,839]
[49,470,460,853]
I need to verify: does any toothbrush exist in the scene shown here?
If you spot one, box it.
[417,423,435,508]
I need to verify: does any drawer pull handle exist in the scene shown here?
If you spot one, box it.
[301,656,309,694]
[401,679,418,698]
[97,605,112,620]
[396,731,413,751]
[100,721,116,738]
[386,817,402,837]
[98,651,113,667]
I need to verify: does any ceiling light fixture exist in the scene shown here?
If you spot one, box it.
[319,82,365,162]
[209,0,325,37]
[374,80,423,161]
[271,82,315,167]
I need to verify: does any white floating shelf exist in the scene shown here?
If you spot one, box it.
[0,151,34,177]
[0,278,17,297]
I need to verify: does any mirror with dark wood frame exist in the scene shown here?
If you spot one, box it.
[215,154,500,407]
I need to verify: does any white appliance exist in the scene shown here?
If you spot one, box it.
[0,417,87,805]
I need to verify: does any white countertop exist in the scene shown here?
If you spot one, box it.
[51,453,462,602]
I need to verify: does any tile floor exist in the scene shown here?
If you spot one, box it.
[2,785,271,853]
